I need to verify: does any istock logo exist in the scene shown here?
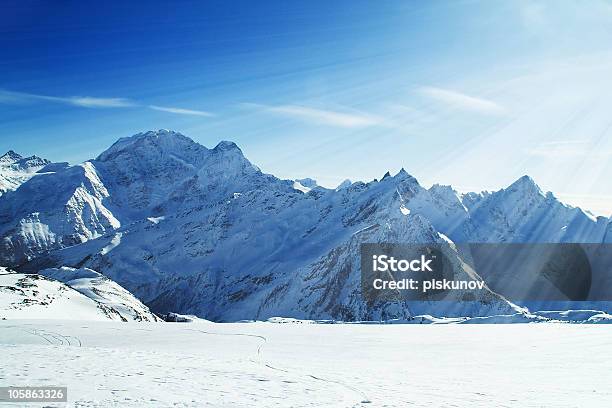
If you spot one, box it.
[372,254,434,272]
[361,243,468,302]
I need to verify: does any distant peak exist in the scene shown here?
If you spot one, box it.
[429,184,456,194]
[394,168,414,179]
[213,140,240,151]
[0,150,23,163]
[1,150,50,168]
[516,174,535,184]
[21,154,46,161]
[3,150,21,157]
[392,169,422,199]
[336,179,352,190]
[296,178,318,188]
[134,129,188,140]
[127,129,189,142]
[509,175,539,189]
[97,129,200,161]
[17,155,50,167]
[393,168,419,186]
[507,175,543,196]
[144,129,174,134]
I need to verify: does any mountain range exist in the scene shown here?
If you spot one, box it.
[1,129,611,322]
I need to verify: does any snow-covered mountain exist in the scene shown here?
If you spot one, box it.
[0,266,159,321]
[0,150,56,196]
[0,160,120,263]
[38,266,161,321]
[1,129,611,321]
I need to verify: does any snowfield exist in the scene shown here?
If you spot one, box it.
[1,319,611,407]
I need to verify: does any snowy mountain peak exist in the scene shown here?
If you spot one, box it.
[393,168,417,182]
[0,151,48,168]
[429,184,457,197]
[336,179,352,190]
[0,151,52,197]
[392,169,420,190]
[507,175,543,196]
[16,155,51,169]
[96,129,201,162]
[0,150,23,163]
[124,129,189,143]
[199,140,261,183]
[293,178,319,193]
[296,178,317,188]
[136,129,186,139]
[213,140,241,152]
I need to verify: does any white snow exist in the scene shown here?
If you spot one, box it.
[38,267,160,322]
[292,180,311,193]
[100,232,122,255]
[147,216,165,224]
[336,179,352,190]
[1,269,160,322]
[0,150,51,195]
[0,320,610,407]
[0,273,118,321]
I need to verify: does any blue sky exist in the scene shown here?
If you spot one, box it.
[2,1,612,215]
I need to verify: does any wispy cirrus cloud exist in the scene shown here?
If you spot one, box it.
[419,86,506,116]
[245,103,383,128]
[148,105,214,117]
[0,89,215,117]
[0,89,135,108]
[62,96,134,108]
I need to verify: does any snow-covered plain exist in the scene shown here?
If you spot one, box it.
[1,319,611,407]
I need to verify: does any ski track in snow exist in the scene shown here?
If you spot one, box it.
[0,320,366,407]
[23,328,83,347]
[186,328,371,405]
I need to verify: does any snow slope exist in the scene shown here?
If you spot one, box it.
[0,319,610,407]
[0,161,120,264]
[0,267,159,321]
[39,267,161,322]
[0,272,115,321]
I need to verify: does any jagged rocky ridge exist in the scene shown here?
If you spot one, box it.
[1,130,611,321]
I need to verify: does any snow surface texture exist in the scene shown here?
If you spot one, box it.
[2,130,612,321]
[0,319,611,407]
[0,267,159,322]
